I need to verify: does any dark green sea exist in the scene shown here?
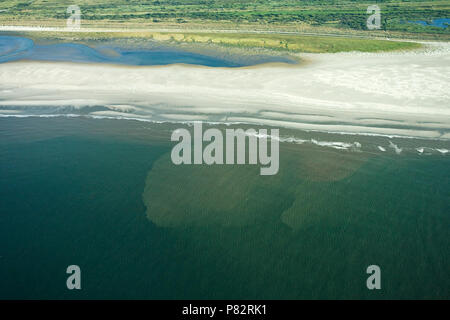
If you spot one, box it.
[0,117,449,299]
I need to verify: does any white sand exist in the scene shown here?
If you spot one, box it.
[0,42,449,139]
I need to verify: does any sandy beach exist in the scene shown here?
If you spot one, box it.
[1,42,449,139]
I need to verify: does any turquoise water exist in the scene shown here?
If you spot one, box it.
[0,118,449,299]
[0,36,296,67]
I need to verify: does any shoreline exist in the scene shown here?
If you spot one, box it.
[1,37,448,142]
[1,112,449,141]
[1,115,448,158]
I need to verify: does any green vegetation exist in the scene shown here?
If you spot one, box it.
[0,1,443,53]
[159,31,422,53]
[16,30,421,54]
[0,0,449,40]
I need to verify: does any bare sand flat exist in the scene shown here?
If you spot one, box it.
[0,42,449,139]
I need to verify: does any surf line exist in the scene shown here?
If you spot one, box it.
[170,122,279,175]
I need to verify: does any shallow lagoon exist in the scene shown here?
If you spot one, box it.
[0,35,297,67]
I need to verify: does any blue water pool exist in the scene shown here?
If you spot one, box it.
[0,36,296,67]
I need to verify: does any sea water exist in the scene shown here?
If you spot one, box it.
[0,117,448,299]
